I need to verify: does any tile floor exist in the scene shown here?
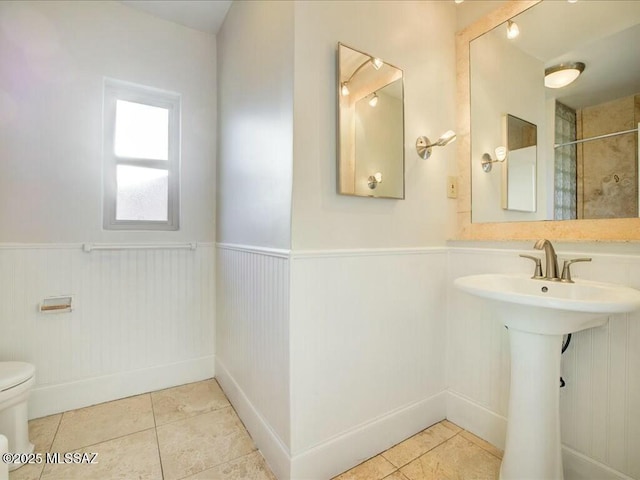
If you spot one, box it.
[10,379,275,480]
[331,420,502,480]
[10,379,502,480]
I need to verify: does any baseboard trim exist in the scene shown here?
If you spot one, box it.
[216,357,447,480]
[563,446,635,480]
[29,355,215,419]
[446,390,507,450]
[215,358,292,480]
[290,392,447,480]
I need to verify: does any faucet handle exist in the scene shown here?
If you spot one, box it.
[520,254,544,279]
[560,257,592,283]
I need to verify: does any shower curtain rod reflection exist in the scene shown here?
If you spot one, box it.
[82,242,197,252]
[554,127,638,148]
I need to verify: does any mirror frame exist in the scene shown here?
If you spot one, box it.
[456,0,640,241]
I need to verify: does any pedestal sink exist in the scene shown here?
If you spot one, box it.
[454,273,640,480]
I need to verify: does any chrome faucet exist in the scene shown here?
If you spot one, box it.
[534,239,559,280]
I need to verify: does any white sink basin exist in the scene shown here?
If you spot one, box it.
[454,273,640,335]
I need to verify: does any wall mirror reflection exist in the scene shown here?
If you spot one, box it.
[337,43,405,199]
[502,114,537,212]
[470,0,640,223]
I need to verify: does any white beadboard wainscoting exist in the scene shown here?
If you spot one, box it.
[289,248,448,479]
[216,244,449,480]
[448,247,640,480]
[0,243,215,419]
[215,243,292,480]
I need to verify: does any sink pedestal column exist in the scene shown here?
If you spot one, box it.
[500,328,564,480]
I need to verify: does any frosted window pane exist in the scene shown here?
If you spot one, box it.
[114,100,169,160]
[116,165,168,221]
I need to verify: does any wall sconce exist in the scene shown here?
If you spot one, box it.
[368,92,379,107]
[368,172,383,189]
[415,130,457,159]
[341,56,384,97]
[506,20,520,40]
[481,146,507,172]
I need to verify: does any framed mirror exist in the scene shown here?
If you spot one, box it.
[502,114,537,212]
[337,43,405,199]
[456,0,640,240]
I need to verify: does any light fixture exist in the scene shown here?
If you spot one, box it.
[368,92,379,107]
[481,146,507,172]
[415,130,457,160]
[368,172,383,189]
[506,20,520,40]
[454,0,464,4]
[544,62,585,89]
[340,56,385,96]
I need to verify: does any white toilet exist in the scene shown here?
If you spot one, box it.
[0,434,8,480]
[0,362,35,471]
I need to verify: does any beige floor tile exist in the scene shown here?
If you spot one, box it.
[9,414,62,480]
[51,394,155,452]
[458,431,503,459]
[8,460,43,480]
[157,406,256,480]
[29,414,62,453]
[332,455,396,480]
[381,422,459,468]
[182,451,276,480]
[400,435,500,480]
[383,472,411,480]
[40,428,161,480]
[151,378,230,426]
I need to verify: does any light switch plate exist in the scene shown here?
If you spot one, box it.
[447,176,458,199]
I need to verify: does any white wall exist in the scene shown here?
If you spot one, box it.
[0,1,217,415]
[215,2,458,479]
[216,0,294,250]
[448,244,640,480]
[0,1,216,243]
[291,0,458,250]
[215,2,294,478]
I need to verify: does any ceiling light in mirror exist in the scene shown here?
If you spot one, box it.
[544,62,585,89]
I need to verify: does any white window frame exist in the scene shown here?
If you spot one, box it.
[103,78,180,230]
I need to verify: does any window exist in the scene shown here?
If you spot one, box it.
[103,79,180,230]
